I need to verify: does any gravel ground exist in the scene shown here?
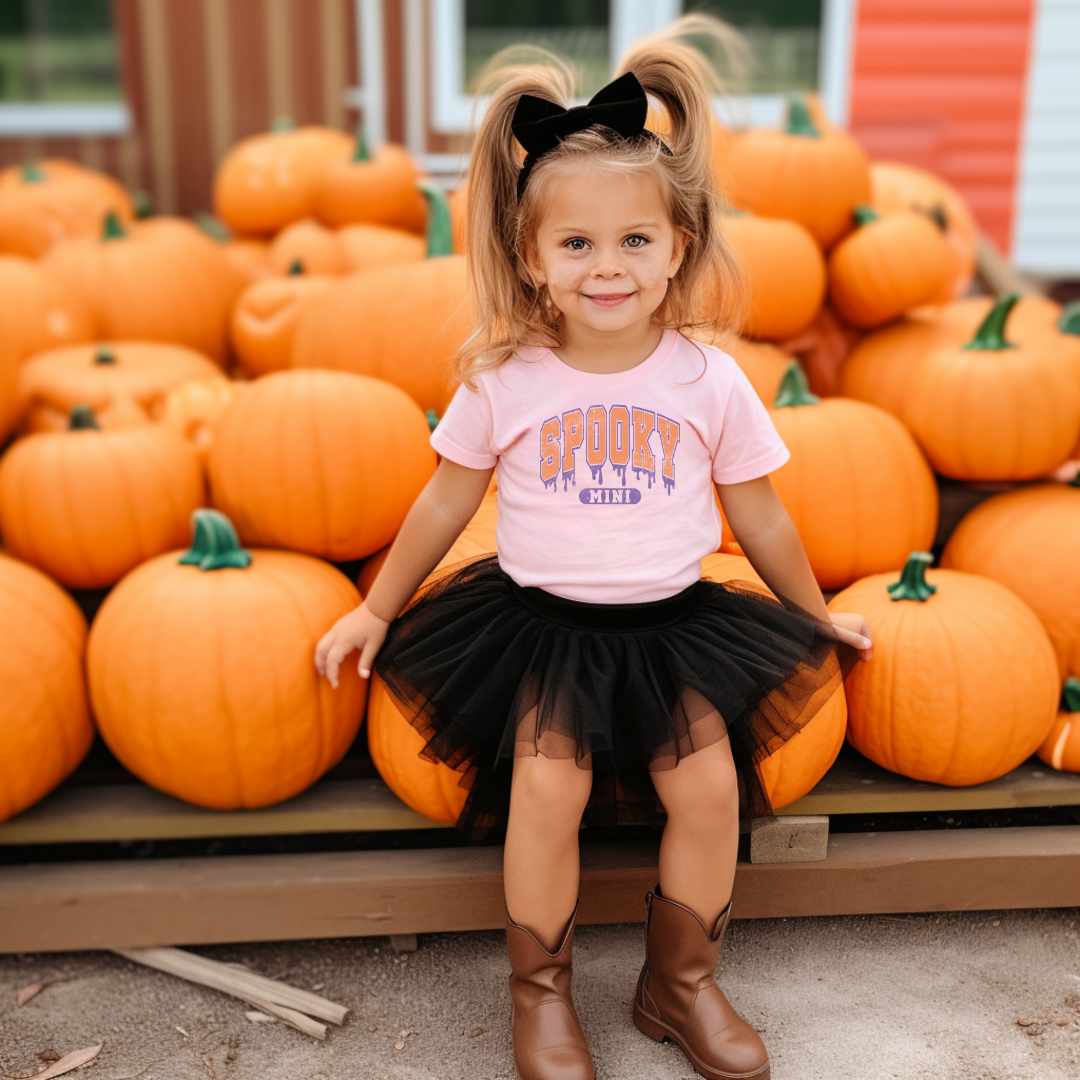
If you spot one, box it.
[2,908,1079,1080]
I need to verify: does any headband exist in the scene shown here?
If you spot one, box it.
[510,71,671,200]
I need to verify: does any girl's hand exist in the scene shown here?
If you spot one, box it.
[829,611,873,661]
[314,604,391,688]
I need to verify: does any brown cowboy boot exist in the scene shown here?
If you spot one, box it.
[505,898,595,1080]
[633,885,770,1079]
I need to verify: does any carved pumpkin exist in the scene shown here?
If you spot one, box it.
[870,161,977,301]
[158,377,242,466]
[829,553,1059,785]
[0,553,93,824]
[778,304,863,398]
[209,369,436,561]
[292,183,468,415]
[902,295,1080,481]
[43,214,237,363]
[267,218,348,276]
[1036,680,1080,773]
[0,405,205,589]
[19,342,221,433]
[765,364,937,590]
[724,98,871,248]
[88,510,366,810]
[230,269,333,378]
[0,159,134,258]
[338,223,425,273]
[213,124,352,235]
[314,131,428,233]
[827,207,950,328]
[942,478,1080,681]
[722,214,826,341]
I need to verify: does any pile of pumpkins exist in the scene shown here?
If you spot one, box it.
[0,99,1078,833]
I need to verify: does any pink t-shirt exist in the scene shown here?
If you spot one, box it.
[431,329,790,604]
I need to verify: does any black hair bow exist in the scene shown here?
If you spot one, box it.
[511,71,664,199]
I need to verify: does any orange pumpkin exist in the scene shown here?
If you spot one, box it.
[0,159,134,258]
[43,214,237,363]
[0,553,93,824]
[829,553,1059,785]
[314,130,428,233]
[338,223,425,273]
[267,218,349,276]
[19,342,221,433]
[838,294,1063,419]
[871,161,977,301]
[447,183,468,255]
[209,370,436,561]
[230,270,333,378]
[158,377,242,466]
[724,98,871,248]
[1036,680,1080,773]
[194,214,273,288]
[720,338,794,406]
[766,363,938,591]
[902,295,1080,481]
[0,256,94,367]
[88,509,366,810]
[942,479,1080,682]
[213,124,353,235]
[0,404,205,589]
[778,304,863,398]
[292,183,467,415]
[827,207,950,328]
[722,214,825,341]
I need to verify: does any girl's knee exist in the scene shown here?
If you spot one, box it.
[510,754,593,823]
[653,740,739,821]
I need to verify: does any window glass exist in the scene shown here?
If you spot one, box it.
[0,0,121,104]
[684,0,821,93]
[464,0,611,97]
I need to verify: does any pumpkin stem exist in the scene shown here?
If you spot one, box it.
[425,409,439,431]
[963,293,1019,351]
[102,210,127,241]
[852,205,879,228]
[1063,678,1080,713]
[922,203,948,232]
[785,96,820,137]
[287,258,305,276]
[194,212,232,243]
[271,115,294,132]
[133,190,153,218]
[352,127,370,162]
[772,362,819,408]
[68,404,100,430]
[418,180,455,259]
[1057,301,1080,338]
[21,161,46,182]
[94,346,117,365]
[887,552,937,602]
[1068,470,1080,489]
[179,509,253,571]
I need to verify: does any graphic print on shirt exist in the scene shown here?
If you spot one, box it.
[539,403,680,498]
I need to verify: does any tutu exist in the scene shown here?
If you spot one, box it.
[374,555,857,843]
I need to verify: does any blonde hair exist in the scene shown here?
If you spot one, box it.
[457,15,745,387]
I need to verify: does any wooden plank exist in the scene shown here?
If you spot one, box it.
[3,827,1079,953]
[749,815,829,863]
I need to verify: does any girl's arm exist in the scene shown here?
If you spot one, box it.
[716,475,873,660]
[316,457,494,686]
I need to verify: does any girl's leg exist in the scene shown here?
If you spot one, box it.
[649,730,740,928]
[503,729,594,951]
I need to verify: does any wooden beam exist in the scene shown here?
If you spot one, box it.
[3,827,1079,953]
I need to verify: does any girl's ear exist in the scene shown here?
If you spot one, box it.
[668,228,691,279]
[522,239,547,286]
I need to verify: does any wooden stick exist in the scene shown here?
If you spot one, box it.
[113,946,348,1026]
[238,994,327,1039]
[975,229,1048,297]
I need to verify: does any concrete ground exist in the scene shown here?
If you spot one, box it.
[2,909,1078,1080]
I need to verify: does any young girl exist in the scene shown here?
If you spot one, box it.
[316,30,872,1080]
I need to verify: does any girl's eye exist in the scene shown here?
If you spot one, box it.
[625,235,649,249]
[565,238,589,251]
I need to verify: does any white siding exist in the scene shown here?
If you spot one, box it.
[1013,0,1080,275]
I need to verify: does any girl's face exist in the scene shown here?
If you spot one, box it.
[525,164,688,335]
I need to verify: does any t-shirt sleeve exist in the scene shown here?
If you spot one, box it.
[429,379,499,469]
[711,362,791,484]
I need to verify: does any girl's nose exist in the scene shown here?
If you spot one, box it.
[590,250,626,277]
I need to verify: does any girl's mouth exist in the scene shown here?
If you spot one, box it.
[584,292,633,308]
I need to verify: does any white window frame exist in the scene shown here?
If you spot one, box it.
[0,102,131,137]
[428,0,857,136]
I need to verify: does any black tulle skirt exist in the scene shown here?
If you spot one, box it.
[373,555,856,844]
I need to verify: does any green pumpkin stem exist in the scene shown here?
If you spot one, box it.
[425,409,439,432]
[1057,301,1080,338]
[1068,471,1080,489]
[179,509,253,571]
[271,115,294,132]
[773,362,819,408]
[102,210,127,241]
[21,162,46,183]
[68,404,100,430]
[194,212,232,243]
[1063,678,1080,713]
[963,294,1019,352]
[352,127,370,162]
[94,346,117,365]
[287,258,304,276]
[852,205,879,228]
[418,180,455,258]
[887,552,937,602]
[786,96,820,137]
